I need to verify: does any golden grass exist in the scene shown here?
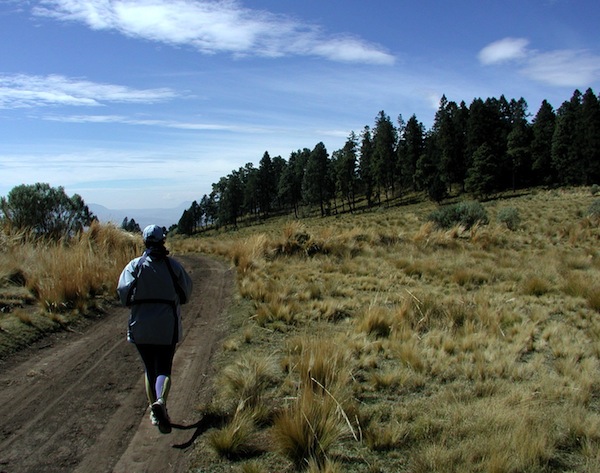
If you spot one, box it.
[6,188,599,471]
[272,387,349,469]
[176,188,600,472]
[0,222,141,356]
[216,353,280,412]
[207,409,258,459]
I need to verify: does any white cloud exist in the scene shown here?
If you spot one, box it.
[479,37,600,87]
[522,49,600,87]
[0,74,176,108]
[43,113,224,128]
[34,0,395,65]
[478,37,530,65]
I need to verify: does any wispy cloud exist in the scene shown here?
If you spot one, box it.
[478,37,529,65]
[41,112,276,133]
[33,0,395,65]
[479,37,600,87]
[0,74,176,108]
[522,49,600,87]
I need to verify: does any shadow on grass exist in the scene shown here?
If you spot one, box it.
[171,412,268,461]
[170,412,225,450]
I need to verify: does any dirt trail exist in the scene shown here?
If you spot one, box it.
[0,254,233,473]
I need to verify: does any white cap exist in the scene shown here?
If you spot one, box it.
[142,224,166,243]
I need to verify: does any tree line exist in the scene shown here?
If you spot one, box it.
[176,87,599,234]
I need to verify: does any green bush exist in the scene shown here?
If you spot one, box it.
[591,184,600,196]
[588,199,600,219]
[497,207,520,231]
[428,201,489,230]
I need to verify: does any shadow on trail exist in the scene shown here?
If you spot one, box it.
[170,412,225,450]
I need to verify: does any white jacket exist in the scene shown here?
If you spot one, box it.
[117,251,193,345]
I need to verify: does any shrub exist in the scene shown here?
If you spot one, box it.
[497,207,520,231]
[428,201,489,230]
[587,199,600,220]
[591,184,600,196]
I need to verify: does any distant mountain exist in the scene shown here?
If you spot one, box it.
[88,202,191,230]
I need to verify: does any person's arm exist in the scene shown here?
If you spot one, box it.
[171,260,193,304]
[116,260,137,306]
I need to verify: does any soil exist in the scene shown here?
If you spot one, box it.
[0,254,234,473]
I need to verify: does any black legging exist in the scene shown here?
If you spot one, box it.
[135,343,176,396]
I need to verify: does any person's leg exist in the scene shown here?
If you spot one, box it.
[155,375,171,401]
[135,344,158,404]
[149,344,176,434]
[153,343,176,402]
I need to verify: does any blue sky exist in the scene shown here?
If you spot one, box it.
[1,0,599,210]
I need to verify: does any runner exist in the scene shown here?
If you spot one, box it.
[117,224,193,434]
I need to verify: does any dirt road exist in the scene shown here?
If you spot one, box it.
[0,254,233,473]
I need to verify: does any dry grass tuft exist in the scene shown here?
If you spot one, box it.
[207,409,258,459]
[272,387,348,469]
[356,304,394,338]
[230,234,270,275]
[284,335,352,396]
[521,274,553,296]
[217,353,280,411]
[587,289,600,312]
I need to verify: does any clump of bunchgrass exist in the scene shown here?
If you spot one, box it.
[587,288,600,312]
[521,274,553,296]
[254,300,298,327]
[207,409,259,459]
[364,419,410,452]
[216,353,280,412]
[356,304,394,338]
[452,267,489,287]
[230,234,270,276]
[272,387,348,469]
[284,335,352,396]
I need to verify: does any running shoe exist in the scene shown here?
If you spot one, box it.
[149,409,159,426]
[151,398,172,434]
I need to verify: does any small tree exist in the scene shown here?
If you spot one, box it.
[1,183,94,240]
[121,217,141,233]
[465,143,498,198]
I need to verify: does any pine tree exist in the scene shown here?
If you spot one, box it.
[465,143,498,198]
[302,142,331,216]
[552,90,584,185]
[372,111,398,200]
[257,151,275,216]
[432,96,462,195]
[400,115,425,192]
[580,88,600,184]
[530,100,556,185]
[359,126,375,207]
[334,132,359,212]
[506,98,532,190]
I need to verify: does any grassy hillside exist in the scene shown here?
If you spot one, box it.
[170,187,600,472]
